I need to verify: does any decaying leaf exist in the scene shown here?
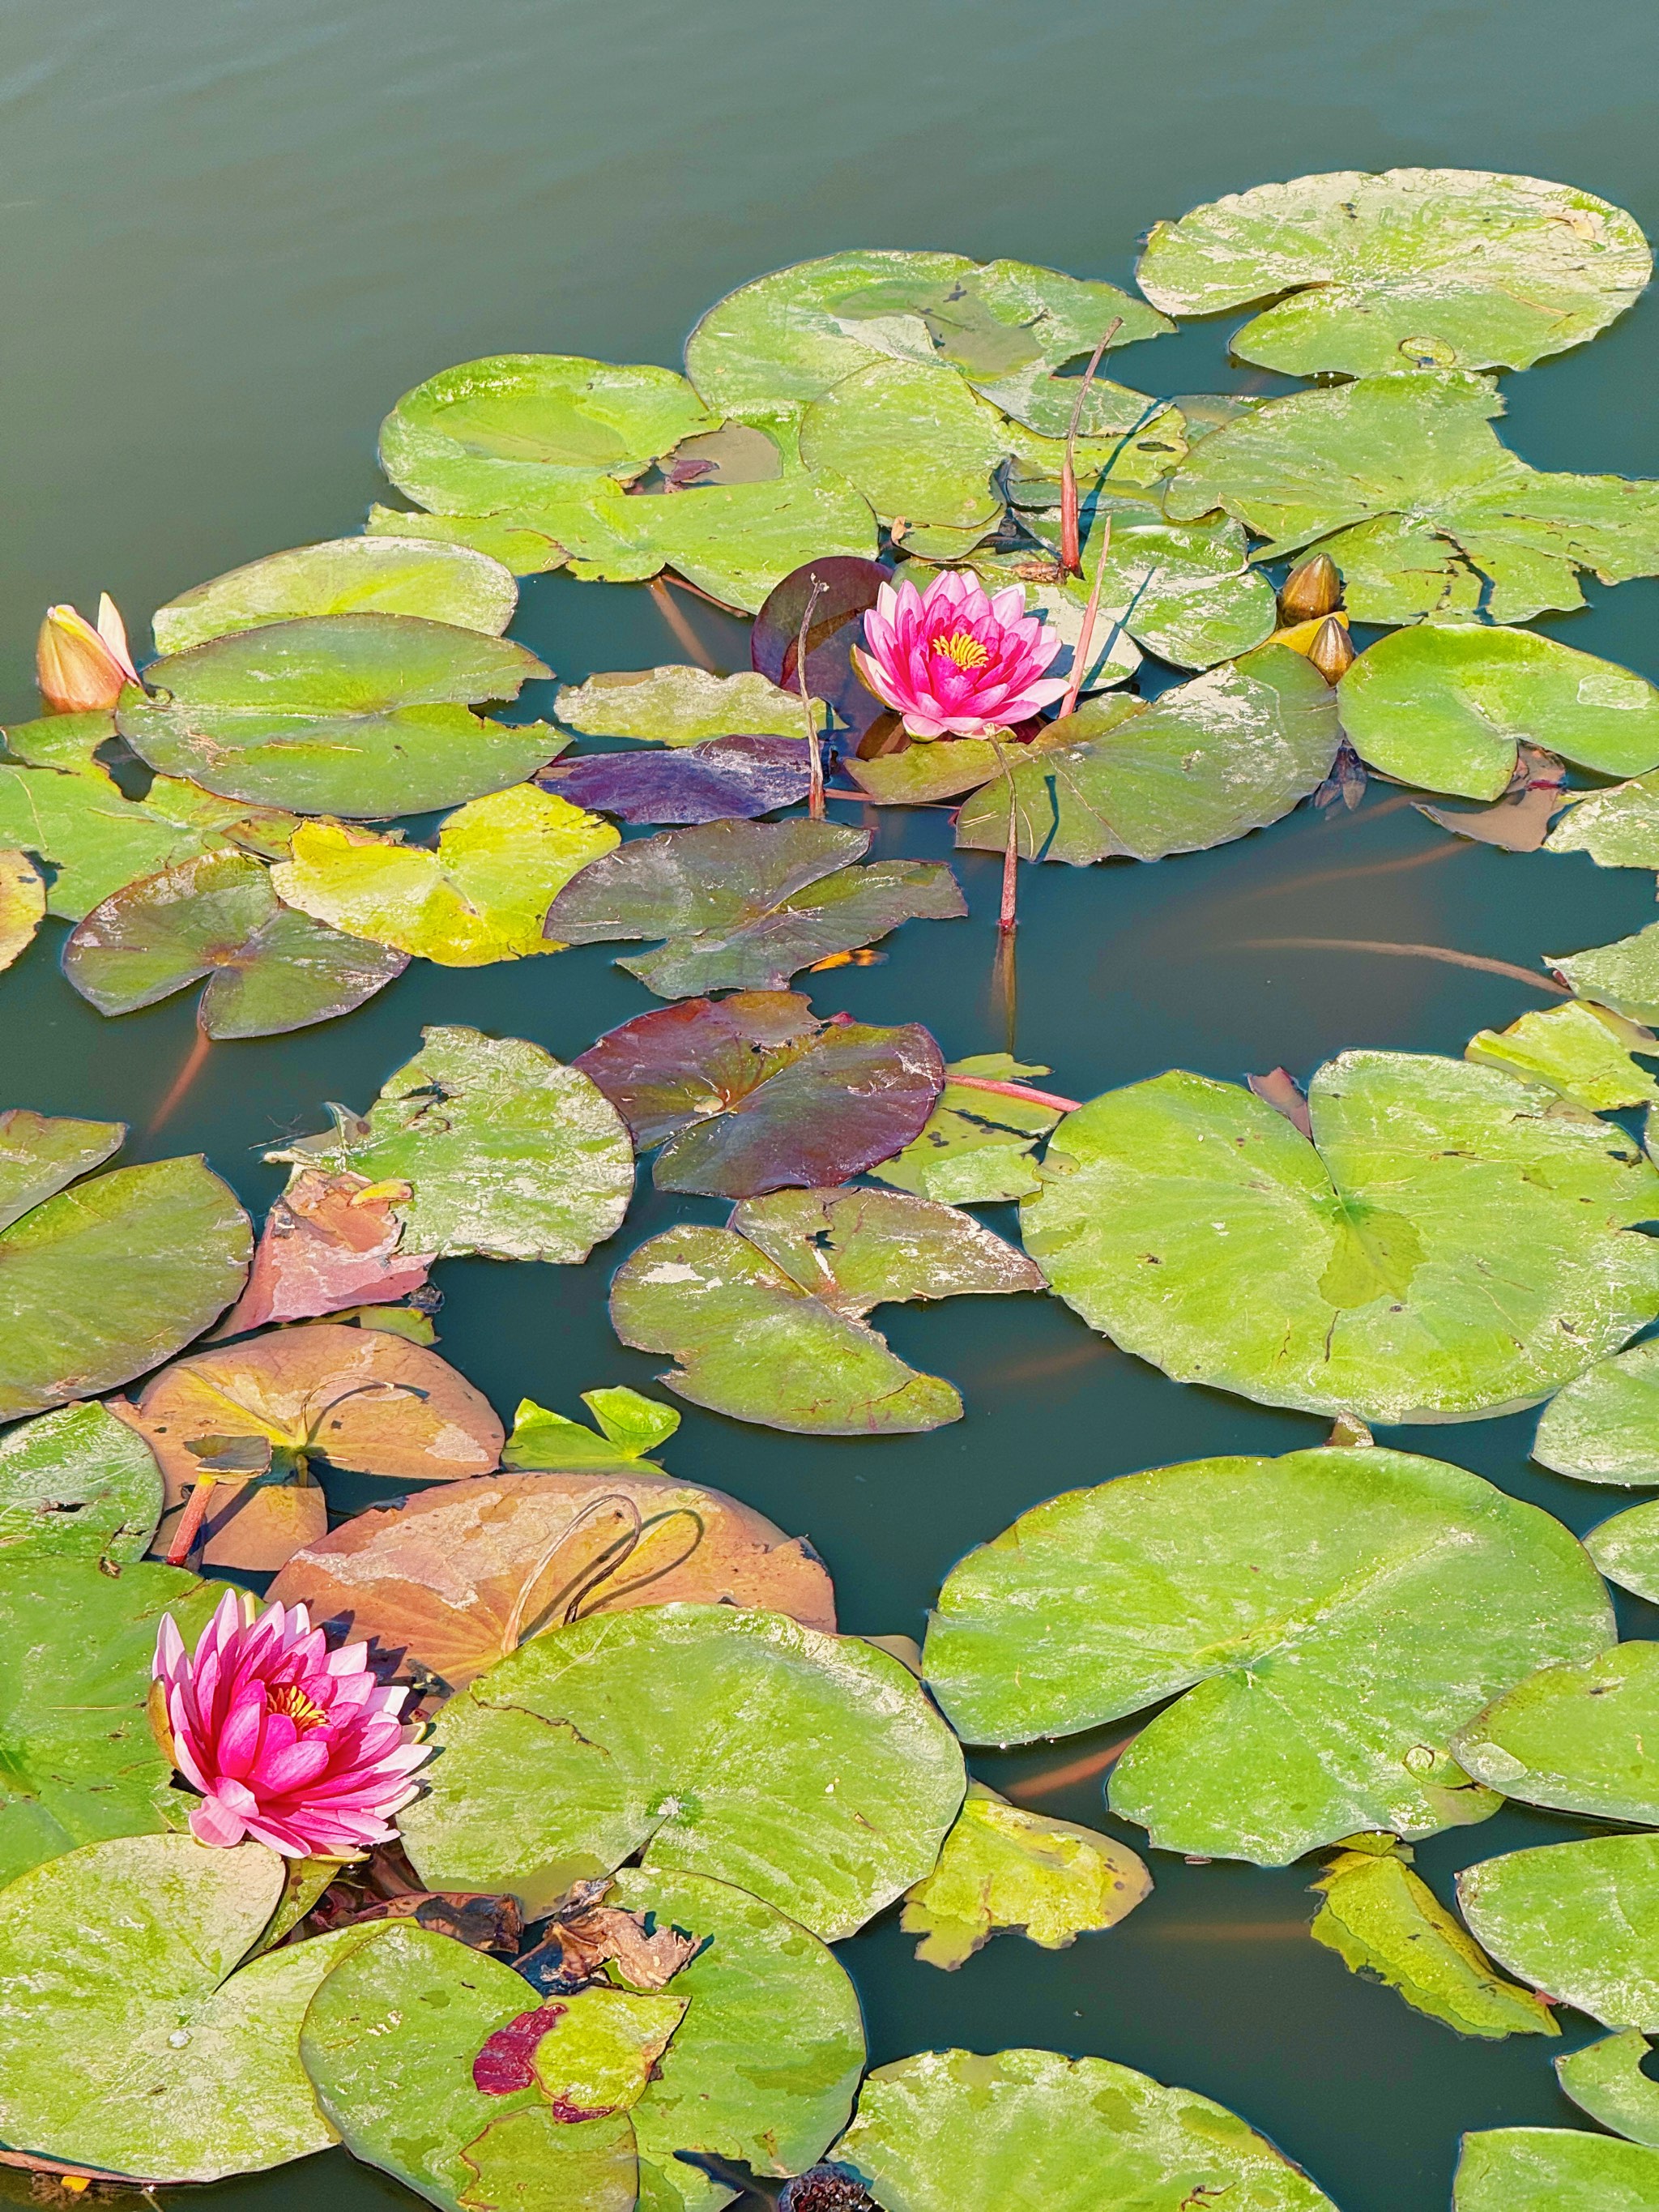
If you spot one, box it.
[544,737,811,825]
[219,1170,434,1334]
[516,1878,699,1996]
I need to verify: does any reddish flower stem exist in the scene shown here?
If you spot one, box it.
[1060,318,1122,577]
[648,579,716,671]
[147,1025,211,1134]
[949,1074,1081,1112]
[795,579,827,821]
[164,1475,220,1566]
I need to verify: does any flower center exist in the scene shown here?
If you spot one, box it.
[267,1682,329,1732]
[929,629,992,672]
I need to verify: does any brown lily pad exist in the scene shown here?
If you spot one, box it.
[219,1171,435,1334]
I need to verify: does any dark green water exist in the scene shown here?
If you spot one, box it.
[8,3,1659,2206]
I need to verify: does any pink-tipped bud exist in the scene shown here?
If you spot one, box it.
[36,596,139,714]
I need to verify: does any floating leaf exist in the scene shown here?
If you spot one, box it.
[220,1168,433,1334]
[1466,1002,1659,1111]
[900,1782,1151,1971]
[847,715,1099,808]
[1535,1343,1659,1485]
[752,557,890,739]
[269,1026,634,1264]
[611,1187,1041,1435]
[1137,168,1650,376]
[870,1055,1064,1205]
[1546,773,1659,870]
[1588,1501,1659,1602]
[272,787,617,966]
[1459,1833,1659,2028]
[62,849,407,1037]
[0,851,43,971]
[503,1387,681,1471]
[1309,1848,1558,2038]
[0,1833,373,2181]
[956,646,1337,864]
[545,737,811,824]
[399,1603,965,1931]
[1453,1642,1659,1826]
[268,1467,835,1690]
[118,615,560,818]
[1166,371,1659,625]
[1455,2129,1659,2210]
[365,502,570,575]
[924,1445,1611,1863]
[0,1400,164,1560]
[1557,2030,1659,2146]
[531,1984,687,2116]
[574,993,943,1197]
[834,2048,1337,2212]
[1553,923,1659,1023]
[151,536,518,653]
[554,666,812,747]
[0,1552,217,1884]
[1010,507,1279,671]
[544,818,964,997]
[0,1123,249,1419]
[1337,625,1659,801]
[1416,748,1567,853]
[624,465,881,615]
[1019,1053,1659,1422]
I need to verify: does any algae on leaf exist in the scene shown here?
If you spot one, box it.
[151,534,519,652]
[1458,1832,1659,2028]
[1453,1643,1659,1827]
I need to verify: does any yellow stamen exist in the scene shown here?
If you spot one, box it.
[267,1683,329,1732]
[930,629,991,672]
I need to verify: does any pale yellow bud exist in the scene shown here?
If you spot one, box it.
[36,598,139,714]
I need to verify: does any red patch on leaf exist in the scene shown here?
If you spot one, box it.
[472,2004,566,2094]
[546,2098,616,2123]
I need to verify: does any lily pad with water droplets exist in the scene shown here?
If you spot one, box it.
[0,1400,164,1561]
[151,535,519,653]
[544,737,811,824]
[1453,1642,1659,1826]
[1454,2128,1659,2211]
[1557,2031,1659,2146]
[1459,1832,1659,2029]
[555,666,812,747]
[1137,168,1650,377]
[1534,1342,1659,1484]
[399,1602,966,1932]
[924,1445,1611,1863]
[1019,1053,1659,1423]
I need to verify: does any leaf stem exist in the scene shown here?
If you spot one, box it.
[948,1074,1081,1112]
[1060,318,1122,577]
[1061,516,1111,723]
[165,1475,220,1566]
[795,578,827,821]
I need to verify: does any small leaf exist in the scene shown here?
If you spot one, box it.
[1552,921,1659,1023]
[1546,771,1659,870]
[871,1054,1062,1204]
[531,1987,688,2117]
[219,1168,433,1334]
[1556,2029,1659,2147]
[1459,1832,1659,2029]
[555,665,814,747]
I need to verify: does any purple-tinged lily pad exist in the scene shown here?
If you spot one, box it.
[752,557,891,738]
[543,737,811,824]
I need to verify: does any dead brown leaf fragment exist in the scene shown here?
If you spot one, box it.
[517,1879,699,1994]
[217,1170,434,1334]
[1417,746,1568,852]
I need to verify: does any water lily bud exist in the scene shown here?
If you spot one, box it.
[36,598,139,713]
[1307,614,1357,685]
[1278,553,1341,624]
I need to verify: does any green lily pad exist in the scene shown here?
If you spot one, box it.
[1337,624,1659,801]
[399,1602,966,1932]
[834,2048,1337,2212]
[923,1444,1611,1863]
[62,848,407,1037]
[0,850,43,971]
[956,644,1337,864]
[503,1386,680,1472]
[871,1055,1064,1205]
[1557,2030,1659,2146]
[0,1550,218,1885]
[1465,1002,1659,1111]
[1137,168,1650,377]
[1012,509,1279,671]
[556,666,811,746]
[610,1187,1042,1435]
[1454,2129,1659,2210]
[531,1985,687,2115]
[1553,923,1659,1023]
[151,535,518,653]
[1459,1833,1659,2029]
[0,1400,164,1559]
[367,502,572,574]
[268,1025,633,1264]
[0,1129,250,1419]
[272,786,618,966]
[608,1867,865,2212]
[542,818,966,997]
[118,615,559,818]
[900,1782,1151,1972]
[0,1832,374,2181]
[1453,1642,1659,1826]
[846,721,1091,808]
[1019,1053,1659,1422]
[300,1921,638,2212]
[1587,1501,1659,1601]
[1535,1342,1659,1484]
[1546,774,1659,869]
[1310,1847,1558,2039]
[1165,371,1659,625]
[628,465,881,615]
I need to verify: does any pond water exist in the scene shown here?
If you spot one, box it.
[7,3,1659,2207]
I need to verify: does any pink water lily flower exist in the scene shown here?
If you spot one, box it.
[152,1591,429,1856]
[852,568,1067,740]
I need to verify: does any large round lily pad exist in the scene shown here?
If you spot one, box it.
[923,1445,1612,1864]
[1535,1341,1659,1484]
[1019,1053,1659,1423]
[0,1399,164,1560]
[1458,1833,1659,2029]
[399,1602,966,1932]
[834,2048,1337,2212]
[151,535,518,653]
[1453,1643,1659,1826]
[1454,2128,1659,2211]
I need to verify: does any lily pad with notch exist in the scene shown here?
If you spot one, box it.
[503,1386,682,1473]
[1458,1831,1659,2030]
[151,535,519,653]
[1557,2030,1659,2146]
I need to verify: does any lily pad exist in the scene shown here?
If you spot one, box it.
[543,819,965,997]
[0,851,43,971]
[1546,774,1659,869]
[1587,1501,1659,1602]
[611,1187,1042,1435]
[1459,1833,1659,2028]
[555,667,812,747]
[1453,1642,1659,1826]
[0,1400,164,1560]
[923,1444,1612,1862]
[0,1551,218,1884]
[0,1832,375,2181]
[900,1782,1151,1971]
[1137,168,1650,376]
[620,466,881,615]
[1018,1053,1659,1422]
[1337,625,1659,801]
[574,993,943,1198]
[1309,1847,1559,2038]
[1535,1343,1659,1484]
[366,502,571,575]
[152,536,519,653]
[1165,371,1659,625]
[300,1921,638,2212]
[62,848,407,1037]
[752,557,891,740]
[0,1127,250,1419]
[1557,2030,1659,2146]
[834,2048,1337,2212]
[220,1168,433,1334]
[1013,509,1280,671]
[118,615,561,818]
[1454,2129,1659,2210]
[272,787,618,966]
[399,1602,965,1932]
[503,1387,680,1473]
[545,737,811,824]
[956,644,1337,865]
[870,1055,1064,1205]
[267,1467,835,1690]
[531,1984,687,2115]
[1465,1002,1659,1111]
[1553,923,1659,1023]
[268,1026,634,1264]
